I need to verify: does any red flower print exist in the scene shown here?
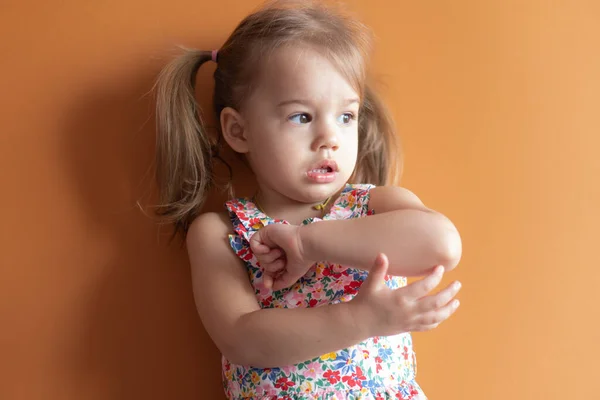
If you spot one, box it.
[355,366,366,381]
[239,246,253,261]
[323,370,341,384]
[274,377,295,390]
[248,217,261,226]
[396,386,420,399]
[343,280,362,294]
[375,357,383,373]
[402,346,409,360]
[261,296,273,307]
[322,266,342,279]
[308,298,318,307]
[342,375,357,387]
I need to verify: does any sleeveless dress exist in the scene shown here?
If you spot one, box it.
[224,183,426,400]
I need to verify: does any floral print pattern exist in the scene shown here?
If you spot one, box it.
[224,184,426,399]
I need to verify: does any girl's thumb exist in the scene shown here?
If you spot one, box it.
[363,253,389,290]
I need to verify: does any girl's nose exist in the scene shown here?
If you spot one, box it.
[313,121,339,151]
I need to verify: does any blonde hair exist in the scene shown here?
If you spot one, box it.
[154,0,401,238]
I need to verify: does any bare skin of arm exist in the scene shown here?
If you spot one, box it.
[251,186,462,290]
[302,186,462,274]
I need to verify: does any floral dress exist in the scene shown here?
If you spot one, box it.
[224,183,426,400]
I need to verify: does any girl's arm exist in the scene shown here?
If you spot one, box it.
[301,186,462,276]
[251,186,462,290]
[187,212,459,368]
[188,213,368,367]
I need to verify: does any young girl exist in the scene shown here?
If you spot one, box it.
[154,1,462,399]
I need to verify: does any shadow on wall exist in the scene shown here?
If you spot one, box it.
[58,51,251,399]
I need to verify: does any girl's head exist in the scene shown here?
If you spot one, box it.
[155,0,400,236]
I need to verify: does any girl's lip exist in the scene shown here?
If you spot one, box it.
[306,169,337,183]
[308,159,339,173]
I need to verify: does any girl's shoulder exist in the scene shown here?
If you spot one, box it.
[186,211,234,251]
[367,185,430,214]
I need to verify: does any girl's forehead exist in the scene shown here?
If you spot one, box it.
[256,46,359,102]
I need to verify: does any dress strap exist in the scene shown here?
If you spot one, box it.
[323,183,376,220]
[225,197,288,244]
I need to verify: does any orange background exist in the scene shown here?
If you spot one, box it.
[1,1,598,399]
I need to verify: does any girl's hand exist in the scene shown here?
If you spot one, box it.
[352,253,461,337]
[249,224,314,290]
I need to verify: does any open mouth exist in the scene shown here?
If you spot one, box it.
[308,159,338,173]
[309,166,334,173]
[306,160,338,183]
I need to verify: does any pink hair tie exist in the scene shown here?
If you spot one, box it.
[211,50,218,63]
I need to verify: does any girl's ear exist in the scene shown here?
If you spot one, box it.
[220,107,249,153]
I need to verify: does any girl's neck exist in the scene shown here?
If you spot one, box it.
[252,188,340,224]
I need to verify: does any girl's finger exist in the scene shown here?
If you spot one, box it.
[412,323,440,332]
[272,270,305,291]
[264,258,285,273]
[260,249,283,264]
[251,240,271,255]
[360,253,390,292]
[262,274,274,289]
[417,299,460,326]
[400,266,444,299]
[417,281,461,312]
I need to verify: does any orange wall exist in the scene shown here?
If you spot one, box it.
[1,1,598,399]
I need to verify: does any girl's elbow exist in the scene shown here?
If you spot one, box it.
[222,342,271,369]
[222,345,254,367]
[215,333,253,366]
[435,219,462,271]
[219,341,243,365]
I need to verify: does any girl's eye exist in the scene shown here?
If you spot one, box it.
[289,113,312,124]
[338,113,355,124]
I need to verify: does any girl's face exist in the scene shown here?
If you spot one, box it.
[240,46,360,205]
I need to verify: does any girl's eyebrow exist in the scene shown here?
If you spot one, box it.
[277,99,312,108]
[276,98,360,108]
[342,98,360,106]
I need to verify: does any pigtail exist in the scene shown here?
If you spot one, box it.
[154,48,214,237]
[354,82,403,186]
